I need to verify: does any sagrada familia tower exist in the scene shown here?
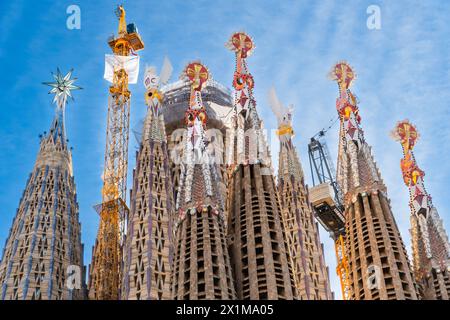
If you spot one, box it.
[0,69,85,300]
[1,5,449,301]
[121,65,175,300]
[225,33,296,300]
[171,62,235,299]
[392,120,450,299]
[269,88,332,300]
[331,62,418,300]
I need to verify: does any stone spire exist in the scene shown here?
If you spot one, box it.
[0,69,85,300]
[121,64,175,300]
[392,120,450,300]
[171,62,235,299]
[331,62,418,300]
[226,32,295,300]
[269,87,332,300]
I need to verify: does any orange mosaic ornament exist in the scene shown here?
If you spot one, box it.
[184,62,209,91]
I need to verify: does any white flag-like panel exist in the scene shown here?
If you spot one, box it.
[104,54,140,84]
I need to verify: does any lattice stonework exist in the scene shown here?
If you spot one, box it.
[332,62,418,300]
[277,139,333,300]
[0,70,85,300]
[121,69,174,299]
[122,137,173,300]
[225,33,295,300]
[268,87,332,300]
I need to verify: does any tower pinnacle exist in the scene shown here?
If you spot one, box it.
[41,69,81,151]
[171,62,235,299]
[270,87,332,299]
[392,120,450,299]
[331,61,418,300]
[226,32,295,300]
[121,60,174,300]
[175,61,223,220]
[0,69,85,300]
[225,32,269,168]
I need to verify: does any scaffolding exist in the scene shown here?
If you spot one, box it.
[88,5,144,300]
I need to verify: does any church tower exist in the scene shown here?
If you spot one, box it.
[331,62,418,300]
[269,88,332,300]
[171,62,236,299]
[392,120,450,300]
[225,32,295,300]
[121,63,175,300]
[0,69,85,300]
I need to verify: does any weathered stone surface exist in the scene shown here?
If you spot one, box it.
[0,111,85,300]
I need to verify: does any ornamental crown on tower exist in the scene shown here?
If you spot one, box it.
[182,62,210,127]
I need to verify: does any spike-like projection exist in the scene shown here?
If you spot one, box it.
[121,62,175,300]
[225,32,295,300]
[270,87,332,300]
[0,69,85,300]
[332,61,418,300]
[171,62,236,299]
[392,120,450,300]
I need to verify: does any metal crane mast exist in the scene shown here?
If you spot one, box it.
[308,128,350,300]
[89,5,144,300]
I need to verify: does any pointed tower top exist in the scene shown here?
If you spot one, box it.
[143,66,163,111]
[39,69,81,156]
[182,62,210,127]
[225,31,272,168]
[34,69,80,171]
[140,60,172,143]
[391,120,426,193]
[332,61,383,197]
[175,60,224,221]
[392,120,450,275]
[391,120,423,188]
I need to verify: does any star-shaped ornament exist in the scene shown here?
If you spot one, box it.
[43,68,82,108]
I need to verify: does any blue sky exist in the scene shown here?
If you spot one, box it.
[1,0,449,299]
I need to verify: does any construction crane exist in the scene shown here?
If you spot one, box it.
[88,5,144,300]
[308,126,351,300]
